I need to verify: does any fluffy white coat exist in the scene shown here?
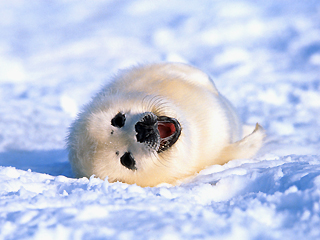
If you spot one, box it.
[68,63,265,187]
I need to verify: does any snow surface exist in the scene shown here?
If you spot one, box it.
[0,0,320,239]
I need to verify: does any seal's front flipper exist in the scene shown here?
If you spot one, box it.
[216,123,266,165]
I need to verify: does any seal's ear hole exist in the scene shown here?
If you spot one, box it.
[111,112,126,128]
[120,152,137,171]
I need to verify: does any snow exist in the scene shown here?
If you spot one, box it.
[0,0,320,239]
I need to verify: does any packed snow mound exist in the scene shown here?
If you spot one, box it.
[1,155,320,239]
[0,0,319,239]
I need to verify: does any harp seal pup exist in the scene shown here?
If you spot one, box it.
[67,63,265,187]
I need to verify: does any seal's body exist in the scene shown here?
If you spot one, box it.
[68,63,265,187]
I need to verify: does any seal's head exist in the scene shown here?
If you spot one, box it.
[68,93,187,187]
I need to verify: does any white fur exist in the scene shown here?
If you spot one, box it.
[67,63,265,187]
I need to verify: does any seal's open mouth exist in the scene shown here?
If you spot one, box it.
[157,116,181,153]
[135,114,181,153]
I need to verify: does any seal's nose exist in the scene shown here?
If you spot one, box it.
[135,113,158,143]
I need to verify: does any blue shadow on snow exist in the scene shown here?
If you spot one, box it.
[0,149,73,177]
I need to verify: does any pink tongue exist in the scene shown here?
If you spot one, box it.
[158,122,176,138]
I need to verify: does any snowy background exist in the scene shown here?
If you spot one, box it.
[0,0,320,239]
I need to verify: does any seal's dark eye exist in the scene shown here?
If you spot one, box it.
[120,152,136,170]
[111,112,126,128]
